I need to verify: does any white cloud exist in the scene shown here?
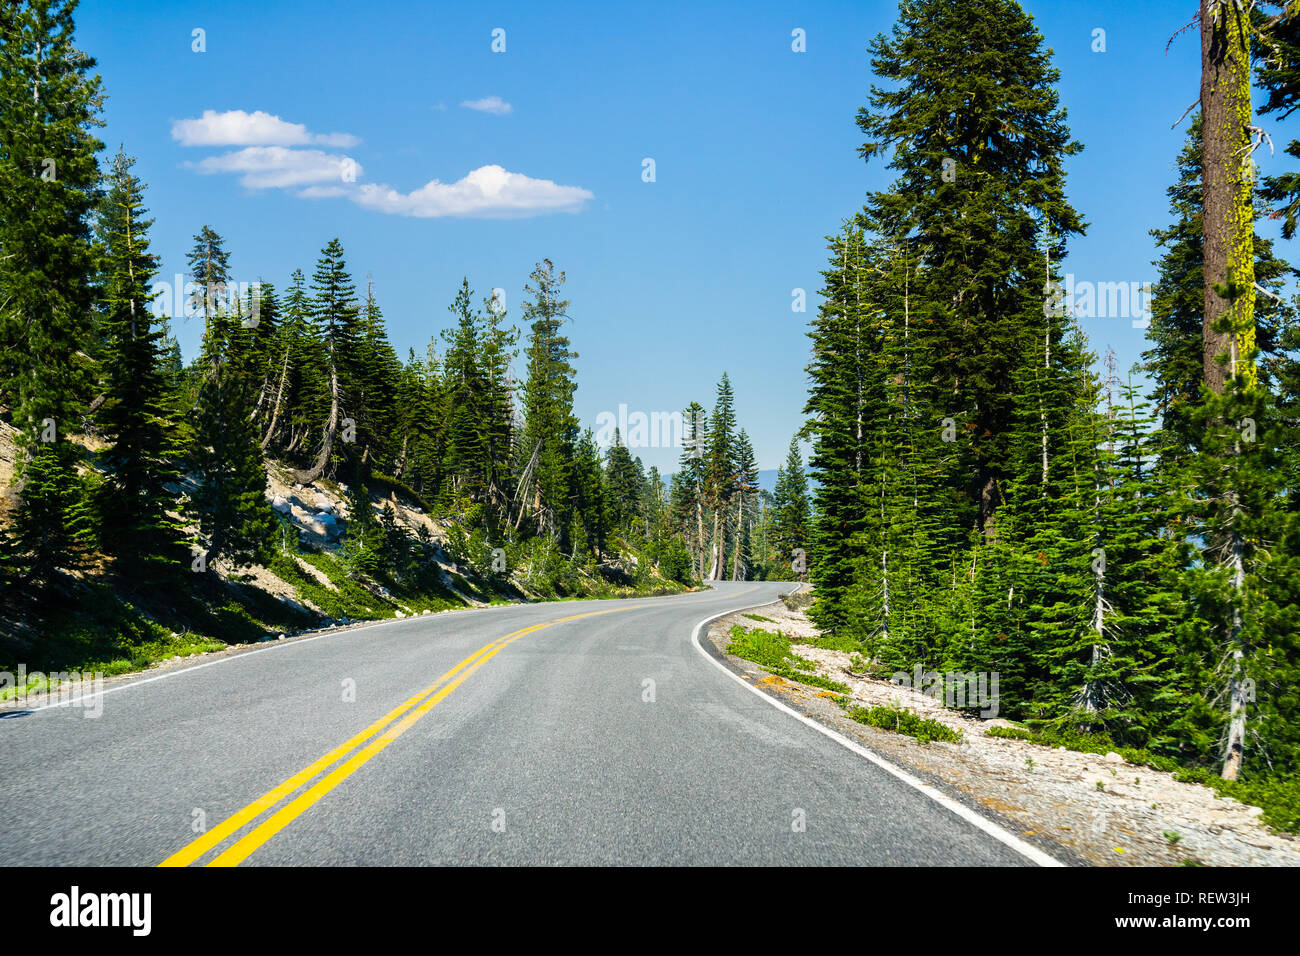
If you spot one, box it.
[174,109,591,219]
[460,96,513,116]
[172,109,359,148]
[352,164,591,218]
[192,147,362,190]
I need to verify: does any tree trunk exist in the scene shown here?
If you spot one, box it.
[707,508,721,580]
[695,493,706,581]
[259,345,291,450]
[292,365,338,484]
[1222,516,1248,780]
[395,430,409,479]
[1201,0,1256,781]
[1200,0,1256,393]
[979,472,1000,536]
[731,494,744,581]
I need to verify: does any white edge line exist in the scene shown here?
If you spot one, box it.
[15,624,359,713]
[688,587,1067,868]
[11,583,725,715]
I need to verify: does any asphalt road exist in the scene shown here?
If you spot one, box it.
[1,582,1046,866]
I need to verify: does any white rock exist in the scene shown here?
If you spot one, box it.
[1103,752,1125,764]
[271,495,291,514]
[394,611,405,618]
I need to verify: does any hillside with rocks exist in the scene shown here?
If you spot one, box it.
[0,420,687,678]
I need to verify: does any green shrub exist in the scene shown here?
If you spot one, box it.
[985,725,1035,741]
[846,704,963,744]
[726,625,849,694]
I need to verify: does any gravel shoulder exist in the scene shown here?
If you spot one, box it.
[706,590,1300,867]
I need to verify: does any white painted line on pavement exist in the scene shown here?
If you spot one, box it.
[688,588,1067,868]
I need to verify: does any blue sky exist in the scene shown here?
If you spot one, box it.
[77,0,1296,473]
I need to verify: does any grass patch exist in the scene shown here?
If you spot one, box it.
[742,613,775,623]
[985,725,1036,741]
[846,704,963,744]
[0,577,227,676]
[809,630,861,653]
[269,551,397,621]
[726,625,849,694]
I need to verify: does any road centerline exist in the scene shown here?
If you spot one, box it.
[159,607,627,867]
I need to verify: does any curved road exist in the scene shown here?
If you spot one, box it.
[2,582,1046,866]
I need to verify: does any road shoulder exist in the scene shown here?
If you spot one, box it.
[700,592,1300,868]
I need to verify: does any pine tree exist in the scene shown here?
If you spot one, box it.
[705,373,738,579]
[441,279,491,505]
[478,284,518,528]
[355,277,400,469]
[671,400,709,581]
[186,225,231,341]
[857,0,1084,535]
[805,224,873,633]
[605,429,644,533]
[730,429,758,580]
[1256,2,1300,238]
[292,238,359,484]
[93,149,186,582]
[273,268,326,459]
[771,435,811,569]
[189,244,273,572]
[515,259,578,543]
[569,428,608,560]
[0,0,105,585]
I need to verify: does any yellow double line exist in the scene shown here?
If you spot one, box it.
[160,607,626,867]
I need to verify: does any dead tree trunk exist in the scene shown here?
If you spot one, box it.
[259,345,291,451]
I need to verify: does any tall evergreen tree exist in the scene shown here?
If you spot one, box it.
[605,429,644,533]
[93,149,186,582]
[705,373,738,579]
[730,428,758,580]
[515,259,578,543]
[671,400,709,581]
[189,280,274,572]
[857,0,1084,535]
[772,435,811,575]
[0,0,105,584]
[186,224,231,341]
[292,238,359,484]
